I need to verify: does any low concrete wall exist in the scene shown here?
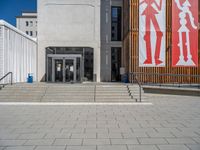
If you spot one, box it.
[143,86,200,97]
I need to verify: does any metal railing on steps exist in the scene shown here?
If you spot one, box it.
[0,72,13,89]
[130,72,200,88]
[128,73,142,102]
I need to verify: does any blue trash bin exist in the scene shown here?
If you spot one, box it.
[122,74,129,83]
[27,73,33,83]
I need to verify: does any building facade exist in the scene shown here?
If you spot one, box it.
[37,0,124,83]
[16,12,37,38]
[6,0,198,84]
[123,0,200,83]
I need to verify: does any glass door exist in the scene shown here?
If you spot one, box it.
[54,59,63,82]
[49,55,83,83]
[65,59,74,82]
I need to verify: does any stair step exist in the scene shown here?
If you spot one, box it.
[0,83,144,102]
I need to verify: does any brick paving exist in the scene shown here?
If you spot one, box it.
[0,94,200,150]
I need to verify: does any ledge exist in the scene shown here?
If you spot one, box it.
[143,86,200,97]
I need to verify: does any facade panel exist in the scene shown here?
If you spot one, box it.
[38,0,101,82]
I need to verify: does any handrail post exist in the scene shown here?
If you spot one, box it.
[11,72,13,85]
[139,85,141,102]
[136,74,138,102]
[0,72,13,88]
[134,75,142,103]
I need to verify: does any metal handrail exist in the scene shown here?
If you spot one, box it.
[132,72,200,78]
[131,72,200,88]
[0,72,13,88]
[129,73,142,102]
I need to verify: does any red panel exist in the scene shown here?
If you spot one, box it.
[172,0,198,67]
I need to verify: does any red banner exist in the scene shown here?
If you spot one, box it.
[172,0,198,67]
[139,0,166,67]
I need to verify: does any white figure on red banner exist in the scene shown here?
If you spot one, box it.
[175,0,197,66]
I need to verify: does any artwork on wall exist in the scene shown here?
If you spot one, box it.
[172,0,198,67]
[139,0,166,67]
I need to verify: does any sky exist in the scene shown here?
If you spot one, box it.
[0,0,37,26]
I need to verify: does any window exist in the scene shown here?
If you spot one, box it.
[26,21,29,26]
[30,31,33,36]
[30,21,33,27]
[26,31,29,35]
[111,6,122,41]
[36,31,37,36]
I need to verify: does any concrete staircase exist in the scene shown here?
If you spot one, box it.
[43,84,95,102]
[0,84,46,102]
[0,83,142,102]
[95,85,134,102]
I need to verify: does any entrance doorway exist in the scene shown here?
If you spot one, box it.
[46,47,94,82]
[47,54,82,83]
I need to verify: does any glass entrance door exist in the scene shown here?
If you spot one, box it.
[55,59,63,82]
[65,59,74,82]
[52,57,81,83]
[49,55,83,83]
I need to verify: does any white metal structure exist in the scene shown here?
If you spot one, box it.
[0,20,37,83]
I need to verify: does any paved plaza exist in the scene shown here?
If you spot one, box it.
[0,93,200,150]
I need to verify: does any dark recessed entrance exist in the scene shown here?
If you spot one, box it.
[111,47,121,82]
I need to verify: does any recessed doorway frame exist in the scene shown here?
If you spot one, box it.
[47,54,83,83]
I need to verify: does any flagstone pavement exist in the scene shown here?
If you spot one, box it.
[0,94,200,150]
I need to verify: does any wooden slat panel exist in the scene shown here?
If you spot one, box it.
[123,0,200,83]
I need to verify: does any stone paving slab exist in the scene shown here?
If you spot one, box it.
[186,144,200,150]
[127,145,158,150]
[157,145,190,150]
[34,146,66,150]
[0,94,199,149]
[66,146,96,150]
[4,146,35,150]
[98,145,127,150]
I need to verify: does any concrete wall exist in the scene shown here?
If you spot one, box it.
[37,0,101,82]
[100,0,123,82]
[0,20,37,83]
